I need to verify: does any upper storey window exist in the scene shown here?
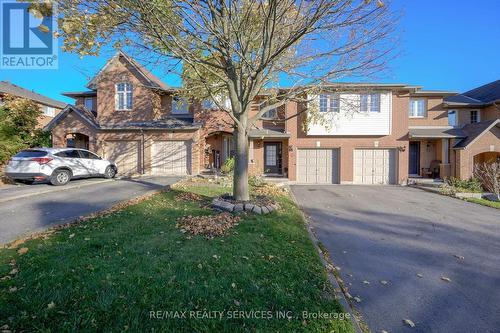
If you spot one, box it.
[172,97,189,114]
[319,94,339,113]
[84,97,93,111]
[360,93,380,113]
[115,83,133,110]
[42,105,55,117]
[409,98,426,118]
[447,110,457,126]
[470,110,480,123]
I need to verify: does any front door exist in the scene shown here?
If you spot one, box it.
[264,143,281,174]
[409,142,420,175]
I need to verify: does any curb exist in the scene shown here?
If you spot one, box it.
[287,185,365,333]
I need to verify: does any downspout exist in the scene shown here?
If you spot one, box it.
[140,129,145,175]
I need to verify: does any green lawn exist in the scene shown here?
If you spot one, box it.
[464,197,500,209]
[0,183,354,333]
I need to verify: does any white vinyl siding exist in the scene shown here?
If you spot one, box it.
[152,141,190,175]
[307,91,392,136]
[409,98,426,118]
[115,83,133,110]
[296,148,339,184]
[353,149,397,185]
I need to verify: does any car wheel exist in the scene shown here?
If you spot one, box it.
[50,170,71,186]
[104,166,117,179]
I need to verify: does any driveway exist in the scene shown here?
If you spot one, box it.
[291,185,500,333]
[0,176,180,244]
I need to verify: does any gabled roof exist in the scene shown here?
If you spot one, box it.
[44,105,98,131]
[445,80,500,107]
[0,81,67,109]
[453,119,500,149]
[86,51,172,91]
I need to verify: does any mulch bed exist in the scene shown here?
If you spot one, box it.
[176,213,241,238]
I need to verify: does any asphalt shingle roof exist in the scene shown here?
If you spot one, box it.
[453,119,500,149]
[0,81,67,109]
[445,80,500,106]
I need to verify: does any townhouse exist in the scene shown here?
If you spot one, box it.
[0,81,67,128]
[45,52,500,184]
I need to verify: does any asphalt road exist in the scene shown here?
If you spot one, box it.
[291,185,500,333]
[0,176,180,244]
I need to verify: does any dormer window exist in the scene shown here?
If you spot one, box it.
[115,83,133,110]
[84,97,93,111]
[172,97,189,114]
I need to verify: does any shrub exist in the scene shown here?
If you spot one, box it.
[444,177,482,193]
[220,156,235,174]
[474,162,500,200]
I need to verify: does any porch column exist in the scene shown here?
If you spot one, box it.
[439,138,451,179]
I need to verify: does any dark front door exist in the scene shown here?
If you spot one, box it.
[264,142,281,174]
[409,142,420,175]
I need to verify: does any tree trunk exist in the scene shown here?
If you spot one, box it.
[233,124,250,201]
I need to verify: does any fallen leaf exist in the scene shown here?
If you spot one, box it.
[416,273,423,278]
[47,302,56,309]
[9,286,17,293]
[197,263,203,269]
[242,256,249,260]
[403,318,415,327]
[69,233,75,238]
[231,283,236,288]
[381,330,388,333]
[233,300,240,306]
[441,276,451,282]
[268,255,275,260]
[453,254,465,260]
[9,268,18,275]
[362,280,370,285]
[380,280,388,285]
[354,296,362,303]
[17,247,29,255]
[84,237,90,241]
[345,292,352,299]
[212,255,219,260]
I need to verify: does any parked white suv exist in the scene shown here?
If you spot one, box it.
[5,148,118,186]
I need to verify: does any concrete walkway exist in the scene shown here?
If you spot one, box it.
[292,185,500,333]
[0,176,180,244]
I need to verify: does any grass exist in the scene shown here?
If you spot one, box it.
[0,182,354,333]
[464,197,500,209]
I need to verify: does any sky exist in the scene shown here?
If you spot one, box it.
[0,0,499,104]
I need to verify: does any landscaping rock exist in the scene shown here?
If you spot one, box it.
[234,203,244,212]
[252,206,262,214]
[261,206,269,214]
[266,205,274,212]
[244,203,255,211]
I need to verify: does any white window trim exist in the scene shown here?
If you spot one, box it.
[319,93,340,113]
[84,97,93,111]
[115,83,133,111]
[409,98,426,118]
[470,110,480,123]
[42,105,55,117]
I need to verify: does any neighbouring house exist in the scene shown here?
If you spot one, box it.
[0,81,67,128]
[45,52,500,184]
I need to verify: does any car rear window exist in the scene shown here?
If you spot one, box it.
[14,150,48,158]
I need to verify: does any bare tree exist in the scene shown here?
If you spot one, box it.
[51,0,397,200]
[474,162,500,201]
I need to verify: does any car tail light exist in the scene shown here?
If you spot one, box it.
[31,157,53,165]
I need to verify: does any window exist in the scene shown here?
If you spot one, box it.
[42,105,55,117]
[261,108,278,119]
[55,150,80,158]
[470,110,479,123]
[78,150,101,159]
[359,93,380,113]
[14,150,47,158]
[409,98,426,117]
[448,110,457,126]
[115,83,133,110]
[84,97,93,111]
[319,94,340,113]
[172,97,189,114]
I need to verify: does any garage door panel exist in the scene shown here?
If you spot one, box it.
[297,148,339,184]
[104,141,140,176]
[353,149,396,185]
[152,141,190,175]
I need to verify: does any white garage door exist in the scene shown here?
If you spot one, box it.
[104,141,140,176]
[353,149,397,185]
[297,149,339,184]
[152,141,190,175]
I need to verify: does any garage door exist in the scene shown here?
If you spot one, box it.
[104,141,140,176]
[151,141,190,175]
[353,149,396,184]
[297,149,339,184]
